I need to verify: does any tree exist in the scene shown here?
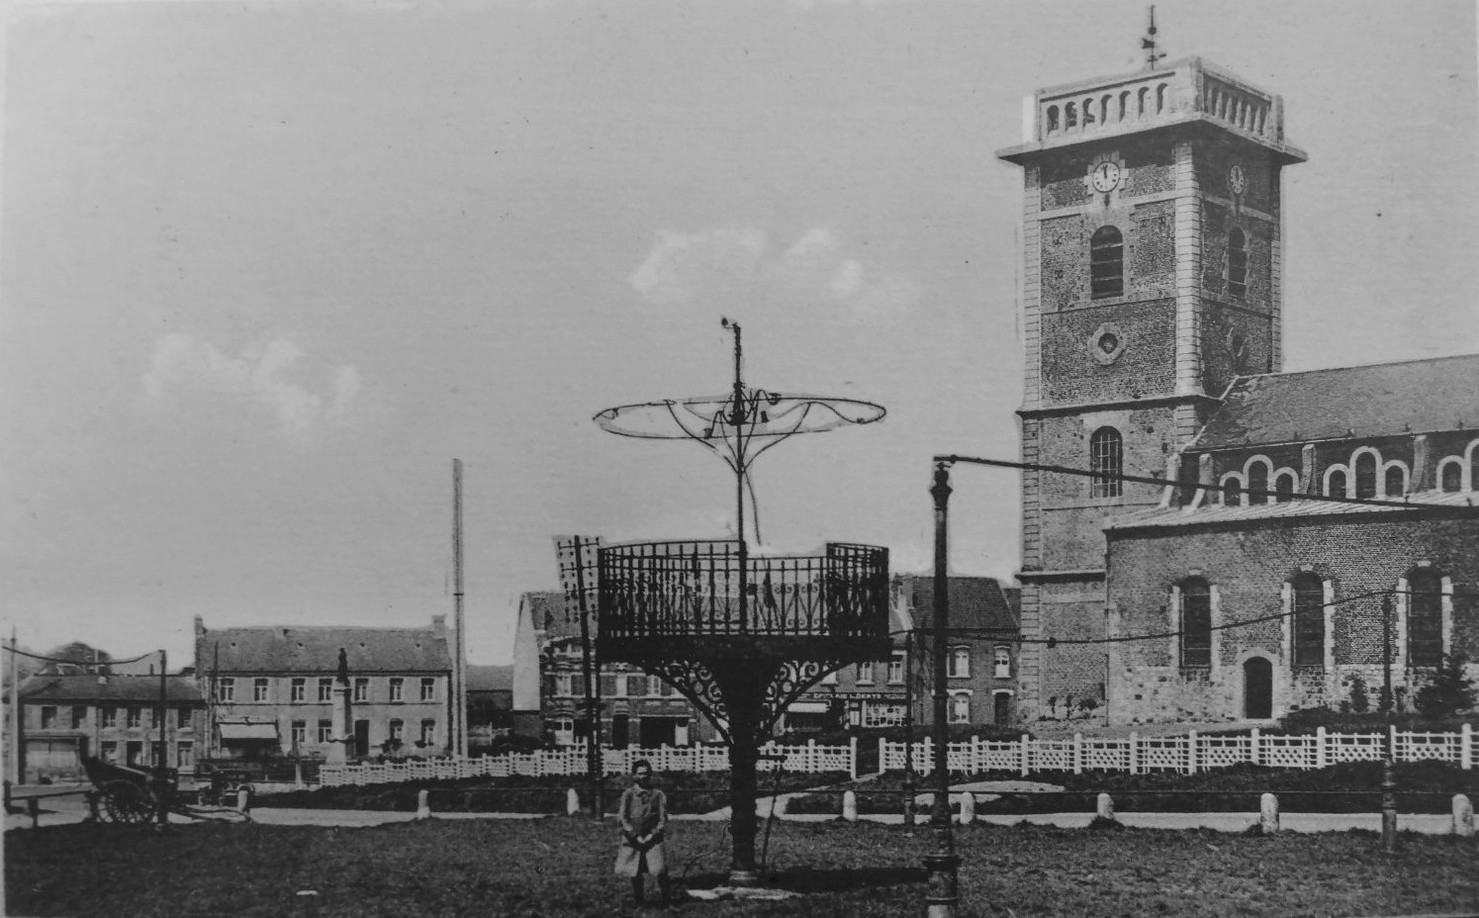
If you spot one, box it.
[1414,654,1477,719]
[1347,674,1370,714]
[45,642,113,672]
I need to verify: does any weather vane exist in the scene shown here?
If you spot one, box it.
[1142,5,1167,69]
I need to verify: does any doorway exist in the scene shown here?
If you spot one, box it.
[993,693,1010,725]
[353,719,370,758]
[1243,657,1273,719]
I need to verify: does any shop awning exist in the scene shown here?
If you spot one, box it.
[217,721,280,742]
[786,701,830,714]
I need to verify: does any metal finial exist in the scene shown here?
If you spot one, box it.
[1141,5,1167,69]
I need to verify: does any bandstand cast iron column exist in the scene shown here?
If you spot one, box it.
[572,535,604,820]
[156,649,168,826]
[925,462,960,916]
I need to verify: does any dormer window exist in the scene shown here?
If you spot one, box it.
[1090,226,1124,299]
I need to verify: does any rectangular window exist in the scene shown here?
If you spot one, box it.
[291,678,306,702]
[125,741,143,766]
[600,674,620,697]
[100,741,118,764]
[317,720,333,743]
[318,678,334,702]
[861,703,905,728]
[389,719,404,743]
[178,706,192,730]
[39,706,57,729]
[253,678,270,702]
[177,742,194,769]
[856,662,874,685]
[947,648,971,679]
[627,675,648,697]
[887,653,905,685]
[151,741,165,766]
[126,707,141,728]
[949,694,971,724]
[554,674,572,697]
[420,678,435,702]
[218,678,235,702]
[419,720,436,746]
[389,678,404,702]
[994,647,1012,679]
[290,721,306,746]
[354,678,369,703]
[71,706,87,729]
[101,707,118,728]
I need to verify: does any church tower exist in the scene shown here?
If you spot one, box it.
[995,55,1306,721]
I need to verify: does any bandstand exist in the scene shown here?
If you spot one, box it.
[591,320,890,887]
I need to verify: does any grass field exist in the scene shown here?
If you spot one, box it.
[7,818,1478,917]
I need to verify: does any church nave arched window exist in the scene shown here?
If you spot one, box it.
[1440,460,1463,492]
[1273,471,1297,502]
[1406,568,1444,668]
[1090,226,1124,299]
[1354,452,1378,499]
[1089,427,1123,498]
[1291,573,1325,667]
[1179,578,1213,668]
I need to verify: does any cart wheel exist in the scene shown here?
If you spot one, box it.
[100,780,153,824]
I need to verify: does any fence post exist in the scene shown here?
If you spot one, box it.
[1453,794,1474,837]
[1461,723,1473,771]
[1260,793,1279,834]
[850,736,858,780]
[1096,792,1114,821]
[1249,728,1260,767]
[1186,730,1198,775]
[1020,733,1030,777]
[1391,723,1400,763]
[878,736,888,776]
[1074,733,1084,776]
[1316,726,1328,770]
[567,788,581,817]
[958,792,974,826]
[842,790,858,822]
[1128,732,1140,776]
[416,789,431,820]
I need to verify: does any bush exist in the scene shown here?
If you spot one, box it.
[1414,654,1477,718]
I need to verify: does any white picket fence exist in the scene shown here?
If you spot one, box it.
[880,724,1476,776]
[318,738,858,788]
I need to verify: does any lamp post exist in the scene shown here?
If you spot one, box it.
[902,627,916,827]
[1381,593,1397,853]
[924,462,960,917]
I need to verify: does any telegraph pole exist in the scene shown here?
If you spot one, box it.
[157,649,169,826]
[1381,594,1397,852]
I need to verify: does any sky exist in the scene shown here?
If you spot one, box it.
[2,0,1476,668]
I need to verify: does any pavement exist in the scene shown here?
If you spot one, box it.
[5,793,1466,836]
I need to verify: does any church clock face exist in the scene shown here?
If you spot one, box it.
[1228,164,1247,195]
[1090,161,1121,193]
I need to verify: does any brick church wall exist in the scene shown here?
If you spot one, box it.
[1106,515,1479,723]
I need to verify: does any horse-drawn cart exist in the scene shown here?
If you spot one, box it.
[82,757,251,825]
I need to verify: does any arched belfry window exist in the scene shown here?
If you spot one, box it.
[1090,226,1124,299]
[1090,427,1123,498]
[1291,573,1325,667]
[1440,461,1462,492]
[1180,578,1212,668]
[1227,228,1248,298]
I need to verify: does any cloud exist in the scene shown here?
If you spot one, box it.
[629,225,918,321]
[143,333,359,434]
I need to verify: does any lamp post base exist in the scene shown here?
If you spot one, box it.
[922,851,961,917]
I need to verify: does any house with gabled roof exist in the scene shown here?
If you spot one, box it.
[9,673,204,783]
[193,616,453,761]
